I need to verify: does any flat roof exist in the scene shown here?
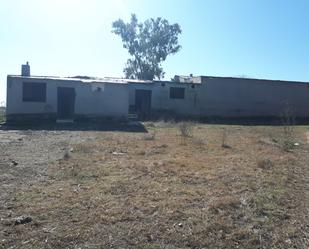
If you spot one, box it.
[7,75,199,85]
[202,75,309,85]
[8,74,309,86]
[7,75,153,85]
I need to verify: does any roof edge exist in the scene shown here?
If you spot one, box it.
[201,75,309,84]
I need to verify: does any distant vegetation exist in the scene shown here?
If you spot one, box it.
[112,14,182,80]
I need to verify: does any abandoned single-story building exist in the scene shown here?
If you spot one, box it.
[130,75,309,118]
[6,64,129,122]
[6,63,309,122]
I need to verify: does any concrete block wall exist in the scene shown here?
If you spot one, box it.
[7,75,309,121]
[129,82,202,116]
[200,77,309,117]
[129,77,309,118]
[6,76,129,120]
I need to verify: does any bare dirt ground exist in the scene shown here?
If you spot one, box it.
[0,122,308,249]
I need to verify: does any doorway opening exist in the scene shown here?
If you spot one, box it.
[135,89,152,117]
[57,87,75,121]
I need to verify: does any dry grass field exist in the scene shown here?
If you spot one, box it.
[0,122,308,249]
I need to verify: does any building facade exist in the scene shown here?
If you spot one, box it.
[6,75,129,122]
[129,76,309,118]
[6,64,309,122]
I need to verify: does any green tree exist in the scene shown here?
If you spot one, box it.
[112,14,182,80]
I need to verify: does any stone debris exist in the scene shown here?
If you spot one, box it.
[14,216,32,225]
[112,151,126,156]
[11,160,18,166]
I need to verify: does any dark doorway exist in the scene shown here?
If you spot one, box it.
[135,90,152,114]
[57,87,75,119]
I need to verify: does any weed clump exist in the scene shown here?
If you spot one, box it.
[221,128,231,148]
[280,104,296,151]
[143,131,156,141]
[257,158,273,170]
[178,121,193,138]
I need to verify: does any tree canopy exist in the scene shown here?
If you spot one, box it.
[112,14,182,80]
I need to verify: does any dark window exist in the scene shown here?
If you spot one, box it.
[170,87,185,99]
[23,82,46,102]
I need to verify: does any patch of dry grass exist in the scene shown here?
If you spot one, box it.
[1,124,308,249]
[0,111,5,123]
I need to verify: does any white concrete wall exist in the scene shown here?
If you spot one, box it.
[129,82,202,115]
[6,76,129,118]
[129,78,309,118]
[8,75,309,119]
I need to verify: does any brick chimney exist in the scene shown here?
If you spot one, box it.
[21,62,30,76]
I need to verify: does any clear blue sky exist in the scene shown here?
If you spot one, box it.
[1,0,309,104]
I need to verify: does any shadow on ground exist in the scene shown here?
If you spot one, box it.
[142,116,309,126]
[0,121,148,133]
